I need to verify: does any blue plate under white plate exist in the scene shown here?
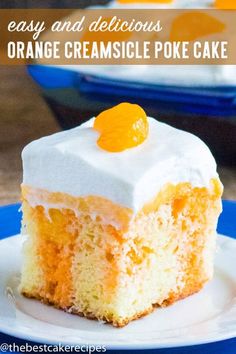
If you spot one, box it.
[0,201,236,353]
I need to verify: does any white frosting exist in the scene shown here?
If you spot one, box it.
[22,118,218,212]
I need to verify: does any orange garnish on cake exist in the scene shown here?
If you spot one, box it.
[93,102,149,152]
[215,0,236,9]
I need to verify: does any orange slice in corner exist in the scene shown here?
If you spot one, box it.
[215,0,236,9]
[170,12,225,42]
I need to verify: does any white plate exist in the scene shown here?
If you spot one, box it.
[0,234,236,350]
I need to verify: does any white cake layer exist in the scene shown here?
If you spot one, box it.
[22,118,218,212]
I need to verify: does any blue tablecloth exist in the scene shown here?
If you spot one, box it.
[0,201,236,353]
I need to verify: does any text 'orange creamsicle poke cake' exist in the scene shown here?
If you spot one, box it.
[20,102,223,327]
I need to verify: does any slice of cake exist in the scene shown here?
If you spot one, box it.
[20,102,223,327]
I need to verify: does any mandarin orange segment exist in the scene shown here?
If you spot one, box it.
[215,0,236,9]
[170,12,225,42]
[93,103,149,152]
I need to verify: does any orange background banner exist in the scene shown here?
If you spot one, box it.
[0,9,235,65]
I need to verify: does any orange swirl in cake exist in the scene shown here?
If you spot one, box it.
[20,103,223,327]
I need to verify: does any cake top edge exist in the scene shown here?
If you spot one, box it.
[22,107,219,211]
